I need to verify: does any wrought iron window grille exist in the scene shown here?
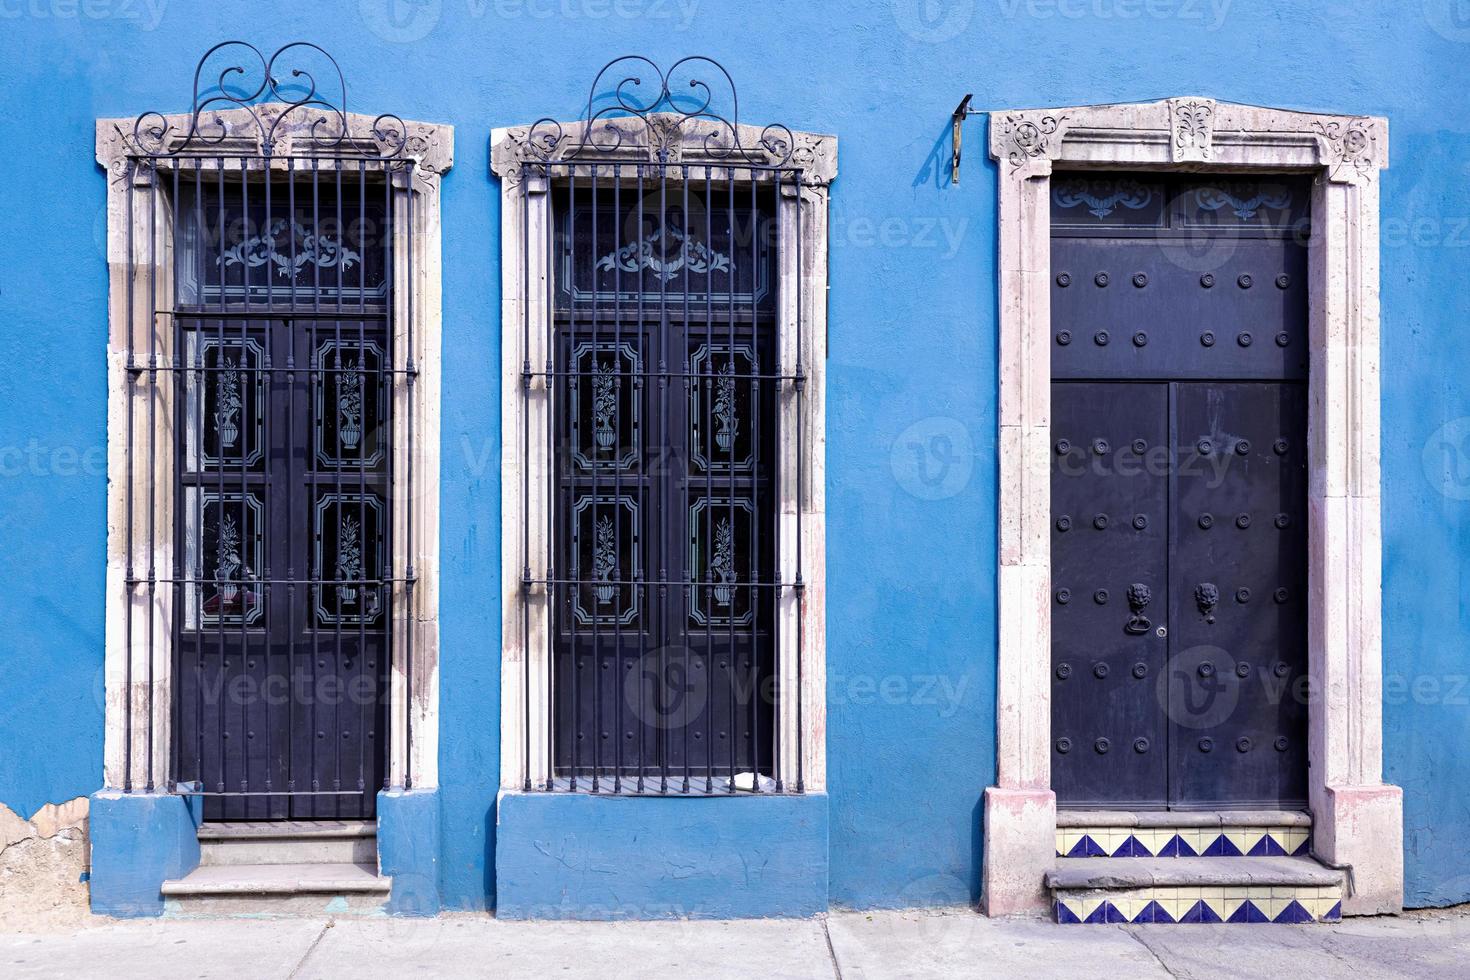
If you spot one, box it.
[100,41,449,818]
[495,56,834,796]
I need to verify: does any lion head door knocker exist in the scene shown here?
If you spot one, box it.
[1195,582,1220,624]
[1125,583,1152,634]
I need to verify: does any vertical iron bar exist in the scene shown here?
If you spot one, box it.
[308,159,320,810]
[192,160,205,793]
[405,160,418,791]
[146,155,159,793]
[770,171,782,793]
[168,162,181,792]
[123,159,136,794]
[747,173,760,792]
[542,160,554,791]
[703,164,714,795]
[333,163,345,816]
[520,164,531,791]
[657,162,668,795]
[794,167,805,794]
[592,161,603,794]
[612,165,623,794]
[724,167,735,791]
[635,163,645,794]
[262,160,275,813]
[570,164,580,792]
[382,158,395,792]
[681,166,691,794]
[357,159,369,810]
[214,155,226,802]
[239,162,253,814]
[286,157,299,808]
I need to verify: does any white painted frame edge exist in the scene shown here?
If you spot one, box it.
[490,115,834,793]
[981,97,1401,916]
[96,106,453,793]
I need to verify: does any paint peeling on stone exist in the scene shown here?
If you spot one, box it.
[0,797,91,930]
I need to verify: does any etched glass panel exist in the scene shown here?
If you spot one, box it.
[185,331,265,471]
[314,339,387,470]
[1174,179,1307,233]
[554,191,774,311]
[571,494,640,628]
[688,496,755,627]
[571,340,641,471]
[690,342,757,473]
[184,489,265,629]
[314,492,387,627]
[176,181,388,306]
[1050,176,1165,229]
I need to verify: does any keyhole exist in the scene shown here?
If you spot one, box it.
[1155,625,1168,638]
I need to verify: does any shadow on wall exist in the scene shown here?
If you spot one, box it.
[914,118,957,190]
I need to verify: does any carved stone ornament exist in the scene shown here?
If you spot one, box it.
[490,56,835,187]
[95,40,452,186]
[996,112,1068,171]
[1312,116,1380,181]
[1170,97,1215,162]
[989,98,1386,182]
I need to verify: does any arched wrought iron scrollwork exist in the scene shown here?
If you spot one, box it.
[125,40,409,159]
[524,55,797,168]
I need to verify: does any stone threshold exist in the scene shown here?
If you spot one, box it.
[197,820,376,840]
[1056,809,1311,829]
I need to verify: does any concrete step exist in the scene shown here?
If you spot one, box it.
[1056,810,1311,860]
[1048,855,1343,924]
[199,821,377,866]
[162,862,391,917]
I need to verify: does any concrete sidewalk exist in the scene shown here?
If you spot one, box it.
[5,907,1470,979]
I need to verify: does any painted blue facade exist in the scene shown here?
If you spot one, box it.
[0,0,1467,914]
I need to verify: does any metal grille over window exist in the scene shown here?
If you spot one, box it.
[107,41,429,819]
[514,58,814,794]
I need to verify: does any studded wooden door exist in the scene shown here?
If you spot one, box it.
[1049,174,1310,810]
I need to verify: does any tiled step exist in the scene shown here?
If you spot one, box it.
[1056,810,1311,860]
[162,862,391,917]
[1048,855,1343,924]
[198,820,377,866]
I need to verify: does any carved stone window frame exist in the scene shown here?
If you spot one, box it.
[95,105,453,793]
[982,98,1401,916]
[490,114,835,792]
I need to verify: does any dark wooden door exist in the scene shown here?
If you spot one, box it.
[1049,173,1310,809]
[176,317,388,820]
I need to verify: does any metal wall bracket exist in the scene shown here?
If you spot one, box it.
[952,93,974,185]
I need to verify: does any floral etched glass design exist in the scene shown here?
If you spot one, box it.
[314,493,386,627]
[571,495,640,627]
[315,339,386,469]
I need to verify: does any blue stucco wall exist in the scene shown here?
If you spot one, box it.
[88,792,202,917]
[0,0,1467,911]
[495,792,829,917]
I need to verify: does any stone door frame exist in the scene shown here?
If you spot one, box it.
[982,97,1401,917]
